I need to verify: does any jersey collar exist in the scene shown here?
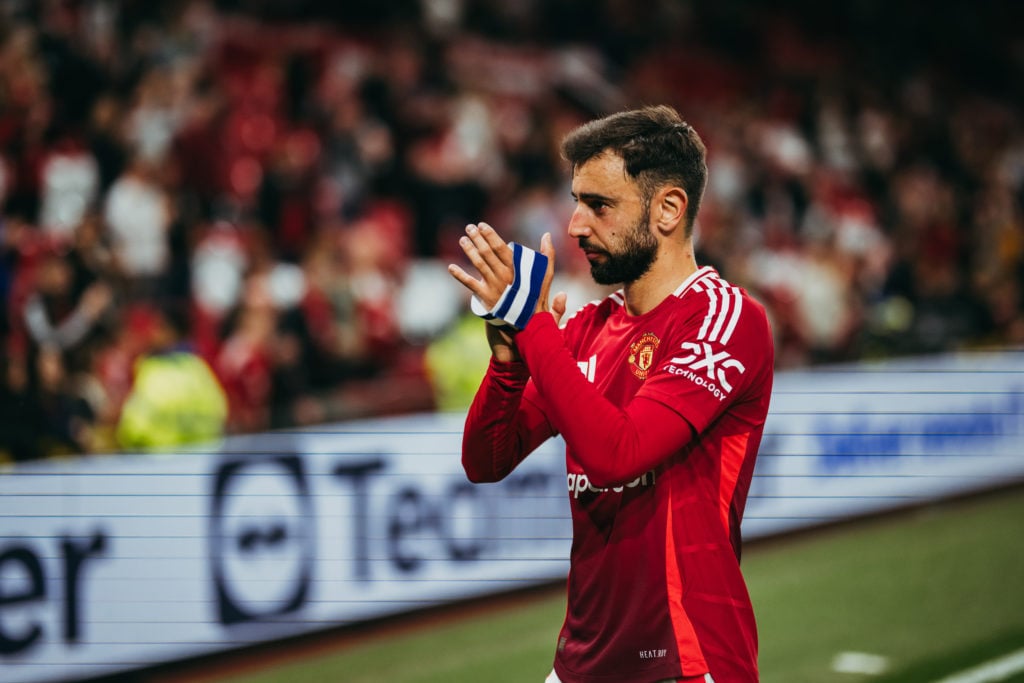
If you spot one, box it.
[671,265,718,298]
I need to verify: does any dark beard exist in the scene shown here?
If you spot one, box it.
[586,206,658,285]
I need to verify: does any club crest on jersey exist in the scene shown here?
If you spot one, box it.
[628,332,660,380]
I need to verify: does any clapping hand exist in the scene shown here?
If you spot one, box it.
[448,223,566,360]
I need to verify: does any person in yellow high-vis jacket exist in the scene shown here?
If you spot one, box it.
[116,304,227,451]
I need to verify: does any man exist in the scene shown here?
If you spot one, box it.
[448,105,773,683]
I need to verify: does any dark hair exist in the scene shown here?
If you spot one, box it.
[560,105,708,235]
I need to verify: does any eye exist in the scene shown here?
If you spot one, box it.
[571,194,610,216]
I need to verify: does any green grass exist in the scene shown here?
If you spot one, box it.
[211,488,1024,683]
[749,488,1024,682]
[212,594,566,683]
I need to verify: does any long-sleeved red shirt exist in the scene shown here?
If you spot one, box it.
[463,266,774,682]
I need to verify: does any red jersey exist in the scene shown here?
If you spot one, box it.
[463,266,774,682]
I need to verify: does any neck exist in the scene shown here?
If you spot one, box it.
[621,240,698,316]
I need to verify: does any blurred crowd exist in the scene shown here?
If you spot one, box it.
[0,0,1021,461]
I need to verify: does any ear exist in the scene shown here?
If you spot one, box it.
[652,186,688,236]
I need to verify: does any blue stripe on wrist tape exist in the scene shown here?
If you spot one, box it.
[469,242,548,330]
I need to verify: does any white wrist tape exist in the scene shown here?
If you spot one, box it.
[469,242,548,330]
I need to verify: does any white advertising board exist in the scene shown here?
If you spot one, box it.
[744,350,1024,537]
[0,417,571,682]
[1,350,1022,681]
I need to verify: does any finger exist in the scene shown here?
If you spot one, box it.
[459,233,496,281]
[477,222,514,269]
[447,263,485,297]
[466,224,509,277]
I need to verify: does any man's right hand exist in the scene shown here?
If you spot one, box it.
[448,222,520,361]
[448,222,516,311]
[448,223,567,362]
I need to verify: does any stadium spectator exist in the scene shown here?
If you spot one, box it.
[0,353,37,462]
[423,309,492,411]
[103,153,175,299]
[214,270,277,433]
[30,343,98,456]
[21,247,113,359]
[115,302,228,451]
[37,134,99,240]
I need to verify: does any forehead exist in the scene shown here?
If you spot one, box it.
[571,152,640,198]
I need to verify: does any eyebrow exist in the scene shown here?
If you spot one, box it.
[572,191,615,205]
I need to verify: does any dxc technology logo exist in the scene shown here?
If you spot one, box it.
[667,341,746,396]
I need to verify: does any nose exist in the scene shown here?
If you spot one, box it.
[567,205,591,239]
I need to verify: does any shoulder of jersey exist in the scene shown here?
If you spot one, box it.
[673,267,765,346]
[561,269,768,340]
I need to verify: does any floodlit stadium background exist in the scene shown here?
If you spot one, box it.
[0,1,1022,682]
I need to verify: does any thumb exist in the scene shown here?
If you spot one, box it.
[536,232,557,314]
[540,231,556,272]
[552,292,568,326]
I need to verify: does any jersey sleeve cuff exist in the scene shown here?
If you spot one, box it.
[515,313,561,367]
[487,356,531,386]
